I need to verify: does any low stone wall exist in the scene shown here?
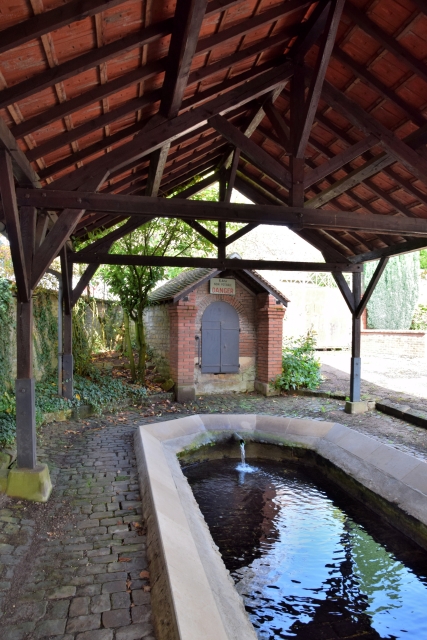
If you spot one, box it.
[361,329,427,358]
[134,414,427,640]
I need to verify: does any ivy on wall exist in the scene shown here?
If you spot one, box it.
[33,289,58,378]
[364,253,420,330]
[0,278,14,389]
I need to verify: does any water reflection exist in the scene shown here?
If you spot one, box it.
[184,459,427,639]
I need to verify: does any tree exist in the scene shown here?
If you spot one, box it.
[364,253,420,330]
[100,217,218,383]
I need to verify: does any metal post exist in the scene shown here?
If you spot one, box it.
[16,297,36,469]
[350,271,362,402]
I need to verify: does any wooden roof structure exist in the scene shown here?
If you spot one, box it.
[4,0,427,474]
[2,0,427,302]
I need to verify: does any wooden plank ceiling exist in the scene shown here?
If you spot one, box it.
[1,0,427,265]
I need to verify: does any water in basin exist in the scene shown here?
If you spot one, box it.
[184,457,427,639]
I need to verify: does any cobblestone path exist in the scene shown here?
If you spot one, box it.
[0,413,155,640]
[1,390,427,639]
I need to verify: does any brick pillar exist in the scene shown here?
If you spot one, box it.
[255,293,286,396]
[168,292,197,403]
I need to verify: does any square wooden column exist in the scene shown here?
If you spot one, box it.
[350,271,362,402]
[15,297,36,469]
[255,293,286,396]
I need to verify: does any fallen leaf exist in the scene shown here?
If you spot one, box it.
[139,570,150,580]
[133,522,142,528]
[119,557,131,562]
[143,585,151,592]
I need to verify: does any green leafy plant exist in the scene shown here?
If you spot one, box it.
[0,278,14,391]
[411,304,427,330]
[274,331,322,391]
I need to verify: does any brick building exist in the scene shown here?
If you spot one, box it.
[144,266,289,402]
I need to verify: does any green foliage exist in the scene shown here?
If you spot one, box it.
[0,278,14,390]
[364,253,420,330]
[420,250,427,269]
[0,372,147,447]
[274,331,322,391]
[411,304,427,330]
[33,289,57,378]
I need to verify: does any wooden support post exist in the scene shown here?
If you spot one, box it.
[62,251,73,400]
[218,172,227,259]
[15,298,36,469]
[350,271,362,403]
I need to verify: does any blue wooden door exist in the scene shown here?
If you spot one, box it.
[201,302,239,373]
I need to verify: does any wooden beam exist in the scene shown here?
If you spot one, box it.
[71,253,361,272]
[20,207,36,287]
[0,0,127,56]
[0,118,39,187]
[60,247,71,316]
[12,61,165,140]
[332,272,355,313]
[332,47,427,128]
[31,173,107,290]
[145,145,171,197]
[225,149,241,202]
[355,256,389,319]
[295,0,346,158]
[50,61,295,191]
[0,22,172,112]
[28,32,290,164]
[19,188,427,237]
[318,77,427,186]
[184,220,219,246]
[344,2,427,86]
[173,172,219,199]
[161,0,209,118]
[224,223,258,246]
[71,265,99,307]
[0,151,29,300]
[349,238,427,264]
[304,135,378,188]
[210,114,291,189]
[263,100,291,152]
[195,0,311,57]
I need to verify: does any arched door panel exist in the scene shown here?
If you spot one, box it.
[201,301,239,373]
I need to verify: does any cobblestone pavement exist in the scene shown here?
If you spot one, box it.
[1,389,427,639]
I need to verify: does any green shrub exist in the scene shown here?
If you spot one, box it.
[411,304,427,330]
[274,331,322,391]
[0,372,147,447]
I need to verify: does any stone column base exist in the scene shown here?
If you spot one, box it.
[254,380,279,397]
[6,463,52,502]
[175,385,196,403]
[345,400,369,415]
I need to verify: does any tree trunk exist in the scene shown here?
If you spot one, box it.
[136,307,146,385]
[124,312,136,381]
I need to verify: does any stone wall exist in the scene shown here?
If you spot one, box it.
[143,304,170,377]
[361,330,427,358]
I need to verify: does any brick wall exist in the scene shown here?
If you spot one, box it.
[143,304,171,377]
[361,330,427,358]
[256,293,286,387]
[168,292,198,396]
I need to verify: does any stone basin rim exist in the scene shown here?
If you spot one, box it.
[134,413,427,640]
